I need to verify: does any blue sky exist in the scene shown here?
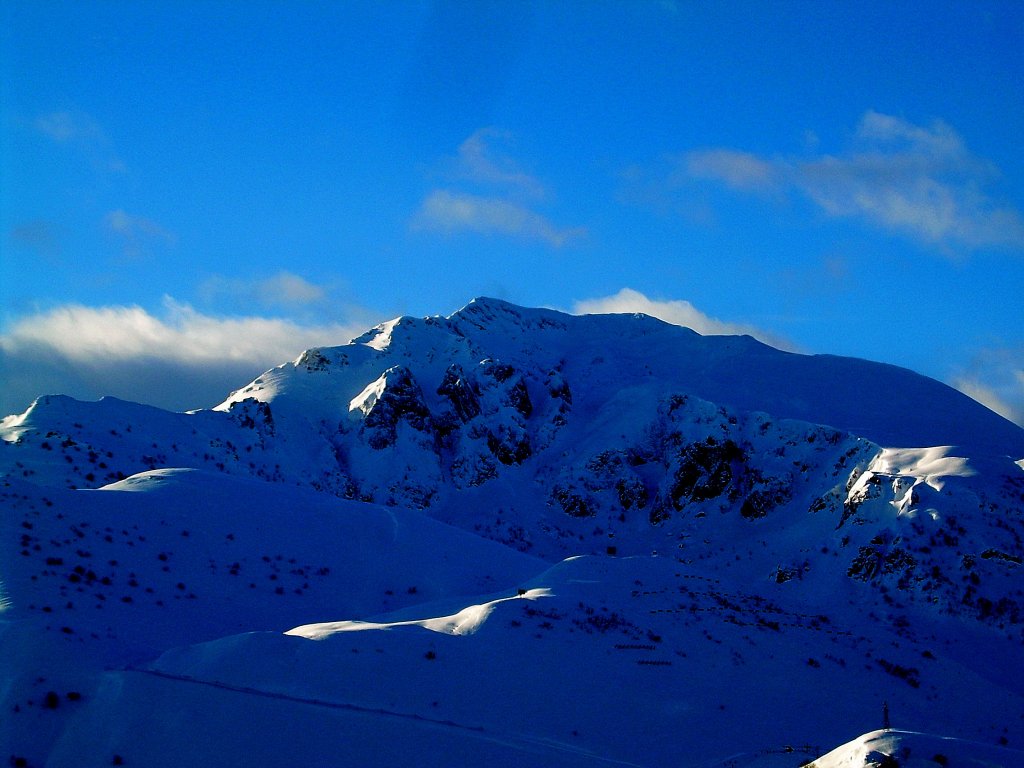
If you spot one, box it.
[2,1,1023,426]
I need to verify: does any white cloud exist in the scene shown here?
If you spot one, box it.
[2,299,361,364]
[677,112,1024,253]
[104,209,176,258]
[413,189,584,247]
[571,288,796,350]
[200,271,328,309]
[0,300,372,415]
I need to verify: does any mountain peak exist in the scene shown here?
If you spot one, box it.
[2,296,1023,765]
[448,296,567,332]
[457,295,521,313]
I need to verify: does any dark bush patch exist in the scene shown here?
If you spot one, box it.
[552,487,594,518]
[877,658,921,688]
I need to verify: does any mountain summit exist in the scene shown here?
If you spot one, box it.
[231,296,1024,454]
[2,298,1023,765]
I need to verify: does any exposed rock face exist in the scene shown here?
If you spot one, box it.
[545,368,572,405]
[356,366,432,450]
[436,364,480,423]
[739,484,789,520]
[486,424,532,466]
[296,348,331,372]
[847,534,918,583]
[552,486,594,518]
[668,438,745,508]
[228,397,276,439]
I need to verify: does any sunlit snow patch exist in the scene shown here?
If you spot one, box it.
[873,446,976,490]
[285,588,552,640]
[348,369,389,417]
[0,406,30,441]
[353,317,403,351]
[848,446,981,518]
[97,466,198,491]
[808,728,1024,767]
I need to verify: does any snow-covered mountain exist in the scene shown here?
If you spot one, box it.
[2,298,1023,766]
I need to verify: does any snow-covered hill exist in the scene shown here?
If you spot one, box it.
[2,298,1023,766]
[808,729,1024,768]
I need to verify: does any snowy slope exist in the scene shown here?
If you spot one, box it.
[808,729,1024,767]
[2,297,1023,766]
[0,469,544,763]
[31,554,1024,766]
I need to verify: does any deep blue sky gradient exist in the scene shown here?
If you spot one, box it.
[2,1,1022,423]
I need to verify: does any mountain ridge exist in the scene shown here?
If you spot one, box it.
[2,297,1022,765]
[220,296,1024,456]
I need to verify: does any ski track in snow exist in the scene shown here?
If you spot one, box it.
[129,668,648,767]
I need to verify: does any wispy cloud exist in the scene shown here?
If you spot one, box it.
[452,127,547,199]
[35,110,127,173]
[413,190,584,248]
[414,129,585,247]
[676,111,1024,253]
[35,111,103,143]
[0,300,373,415]
[684,149,778,192]
[571,288,796,351]
[258,272,326,305]
[104,209,176,258]
[951,346,1024,427]
[199,271,328,309]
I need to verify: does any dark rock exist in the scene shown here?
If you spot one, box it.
[437,365,480,423]
[486,426,532,465]
[553,486,594,518]
[669,438,745,509]
[362,366,432,449]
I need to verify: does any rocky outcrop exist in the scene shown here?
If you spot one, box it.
[436,364,480,423]
[356,366,432,450]
[668,438,746,509]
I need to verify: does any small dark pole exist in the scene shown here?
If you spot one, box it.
[883,700,891,730]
